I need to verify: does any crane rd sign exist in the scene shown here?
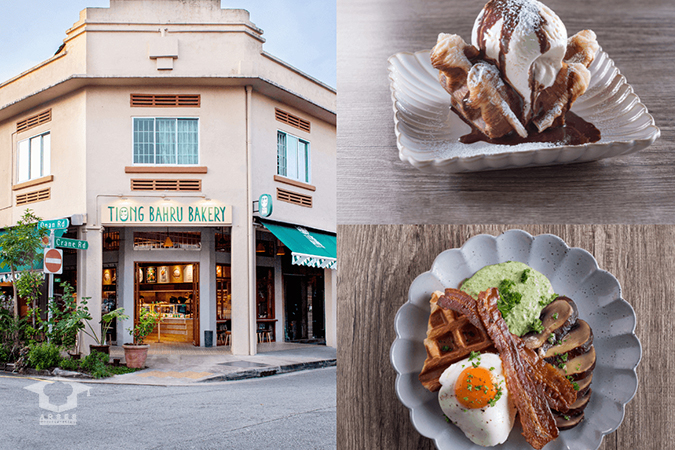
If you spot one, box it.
[55,237,89,250]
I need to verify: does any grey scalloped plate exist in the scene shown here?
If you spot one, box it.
[391,230,641,449]
[388,48,660,173]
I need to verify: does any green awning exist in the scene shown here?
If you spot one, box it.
[261,220,336,270]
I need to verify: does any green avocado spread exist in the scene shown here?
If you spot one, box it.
[459,261,557,336]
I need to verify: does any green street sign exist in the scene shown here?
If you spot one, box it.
[39,218,70,230]
[55,237,88,250]
[259,194,273,217]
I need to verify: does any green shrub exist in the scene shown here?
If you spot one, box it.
[58,358,80,371]
[27,342,62,370]
[106,365,139,375]
[0,345,9,363]
[80,351,111,379]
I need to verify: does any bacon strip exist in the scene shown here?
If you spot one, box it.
[437,289,484,329]
[439,288,577,412]
[476,288,559,450]
[519,346,576,412]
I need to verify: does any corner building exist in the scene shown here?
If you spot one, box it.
[0,0,336,355]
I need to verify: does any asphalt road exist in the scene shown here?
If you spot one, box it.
[0,367,336,449]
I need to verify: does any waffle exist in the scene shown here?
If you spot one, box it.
[430,30,598,139]
[419,291,494,392]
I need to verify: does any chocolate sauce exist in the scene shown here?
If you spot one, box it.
[459,111,601,146]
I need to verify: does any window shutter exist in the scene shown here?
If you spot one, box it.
[130,94,200,107]
[277,188,312,208]
[17,109,52,133]
[275,108,310,133]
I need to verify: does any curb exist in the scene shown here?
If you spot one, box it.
[199,359,337,383]
[1,365,92,379]
[2,359,337,385]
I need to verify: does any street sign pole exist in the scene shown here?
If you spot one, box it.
[47,229,55,336]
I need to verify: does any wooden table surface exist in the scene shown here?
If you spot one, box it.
[336,224,674,449]
[336,0,675,224]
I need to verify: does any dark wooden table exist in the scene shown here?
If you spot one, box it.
[337,224,674,449]
[337,0,675,224]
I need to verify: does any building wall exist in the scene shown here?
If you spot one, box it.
[0,90,88,226]
[250,92,337,232]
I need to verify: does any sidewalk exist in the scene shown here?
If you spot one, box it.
[83,342,337,386]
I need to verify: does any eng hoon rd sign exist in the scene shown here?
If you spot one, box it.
[101,200,232,226]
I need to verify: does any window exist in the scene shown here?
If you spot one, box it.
[133,118,198,165]
[17,133,50,183]
[277,131,310,183]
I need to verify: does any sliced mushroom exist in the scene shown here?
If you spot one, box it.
[566,388,592,415]
[554,411,584,430]
[574,373,593,392]
[543,319,594,360]
[522,297,578,351]
[554,346,596,381]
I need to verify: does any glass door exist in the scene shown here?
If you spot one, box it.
[134,262,199,345]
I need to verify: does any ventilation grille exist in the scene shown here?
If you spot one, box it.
[17,109,52,132]
[131,179,202,191]
[16,188,50,205]
[277,188,312,208]
[275,108,311,133]
[130,94,201,107]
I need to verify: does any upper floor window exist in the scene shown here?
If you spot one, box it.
[17,132,50,183]
[277,130,310,183]
[133,118,199,165]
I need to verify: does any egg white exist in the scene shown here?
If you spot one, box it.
[438,352,517,447]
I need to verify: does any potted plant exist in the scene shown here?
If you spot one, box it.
[55,294,129,358]
[90,308,129,355]
[123,308,159,369]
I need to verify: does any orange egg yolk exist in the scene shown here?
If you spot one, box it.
[454,366,498,409]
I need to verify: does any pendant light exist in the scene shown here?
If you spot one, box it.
[163,228,173,248]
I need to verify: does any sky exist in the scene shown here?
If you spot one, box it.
[0,0,336,88]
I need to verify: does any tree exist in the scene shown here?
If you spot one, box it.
[0,210,48,318]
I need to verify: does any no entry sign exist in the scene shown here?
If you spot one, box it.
[44,248,63,274]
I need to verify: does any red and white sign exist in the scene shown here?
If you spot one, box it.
[44,248,63,274]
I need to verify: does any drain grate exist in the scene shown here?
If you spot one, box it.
[218,361,270,368]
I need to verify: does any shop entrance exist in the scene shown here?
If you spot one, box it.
[135,262,200,346]
[284,272,325,343]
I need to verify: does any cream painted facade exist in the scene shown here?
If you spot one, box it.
[0,0,336,356]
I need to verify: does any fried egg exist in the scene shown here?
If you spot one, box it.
[439,352,516,447]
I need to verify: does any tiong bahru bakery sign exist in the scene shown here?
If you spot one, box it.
[101,199,232,226]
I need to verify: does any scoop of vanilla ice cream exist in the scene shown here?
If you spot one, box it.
[471,0,567,120]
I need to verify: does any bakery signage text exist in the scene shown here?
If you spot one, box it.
[101,200,232,225]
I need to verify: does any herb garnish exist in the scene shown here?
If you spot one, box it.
[487,385,503,407]
[529,318,544,334]
[539,293,559,307]
[521,269,531,283]
[469,351,481,368]
[497,279,522,317]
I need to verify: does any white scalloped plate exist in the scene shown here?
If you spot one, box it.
[391,230,641,450]
[388,48,660,173]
